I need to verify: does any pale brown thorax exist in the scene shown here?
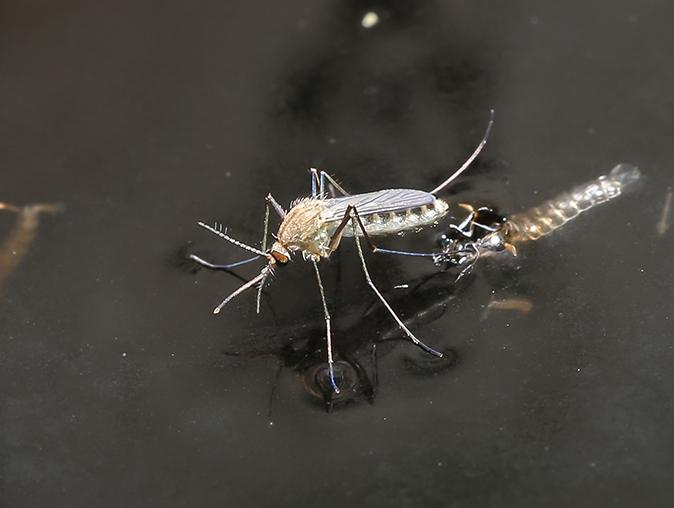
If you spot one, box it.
[276,198,331,259]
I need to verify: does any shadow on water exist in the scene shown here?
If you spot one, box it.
[215,269,464,414]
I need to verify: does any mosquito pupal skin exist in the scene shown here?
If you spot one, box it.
[192,110,496,395]
[502,163,641,243]
[434,163,642,274]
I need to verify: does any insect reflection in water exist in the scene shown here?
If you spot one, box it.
[191,111,495,394]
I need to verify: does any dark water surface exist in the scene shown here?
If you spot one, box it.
[1,1,673,507]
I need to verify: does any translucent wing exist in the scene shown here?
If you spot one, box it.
[321,189,436,222]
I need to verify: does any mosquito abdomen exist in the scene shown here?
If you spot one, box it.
[342,198,449,237]
[504,163,641,242]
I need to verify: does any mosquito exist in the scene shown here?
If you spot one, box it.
[190,110,495,394]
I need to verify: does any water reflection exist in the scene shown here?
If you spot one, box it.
[481,297,533,320]
[656,187,672,237]
[218,271,462,413]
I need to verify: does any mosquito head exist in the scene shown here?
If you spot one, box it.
[269,241,291,266]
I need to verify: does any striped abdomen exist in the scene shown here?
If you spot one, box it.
[503,163,641,242]
[342,199,449,237]
[321,189,450,237]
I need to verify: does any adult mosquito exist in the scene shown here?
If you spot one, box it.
[190,110,494,394]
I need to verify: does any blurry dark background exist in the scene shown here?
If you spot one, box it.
[1,1,672,507]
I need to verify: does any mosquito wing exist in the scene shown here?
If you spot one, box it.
[321,189,436,222]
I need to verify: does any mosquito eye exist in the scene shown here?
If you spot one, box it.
[271,251,289,265]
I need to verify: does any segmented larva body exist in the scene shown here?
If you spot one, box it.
[503,163,641,242]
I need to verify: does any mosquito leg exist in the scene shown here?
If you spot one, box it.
[255,268,271,314]
[266,193,286,218]
[350,214,443,358]
[213,265,271,314]
[260,191,285,254]
[190,219,269,306]
[310,168,350,198]
[455,263,475,282]
[320,170,350,197]
[454,243,480,281]
[446,223,473,240]
[311,259,340,394]
[188,253,267,306]
[261,198,270,251]
[456,205,478,236]
[252,197,279,314]
[310,168,320,198]
[370,247,438,258]
[473,221,498,233]
[326,205,356,253]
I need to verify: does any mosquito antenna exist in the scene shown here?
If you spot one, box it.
[213,265,272,314]
[197,221,268,257]
[429,109,495,196]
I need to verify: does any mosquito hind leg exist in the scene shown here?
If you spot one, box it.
[321,171,349,197]
[350,214,443,358]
